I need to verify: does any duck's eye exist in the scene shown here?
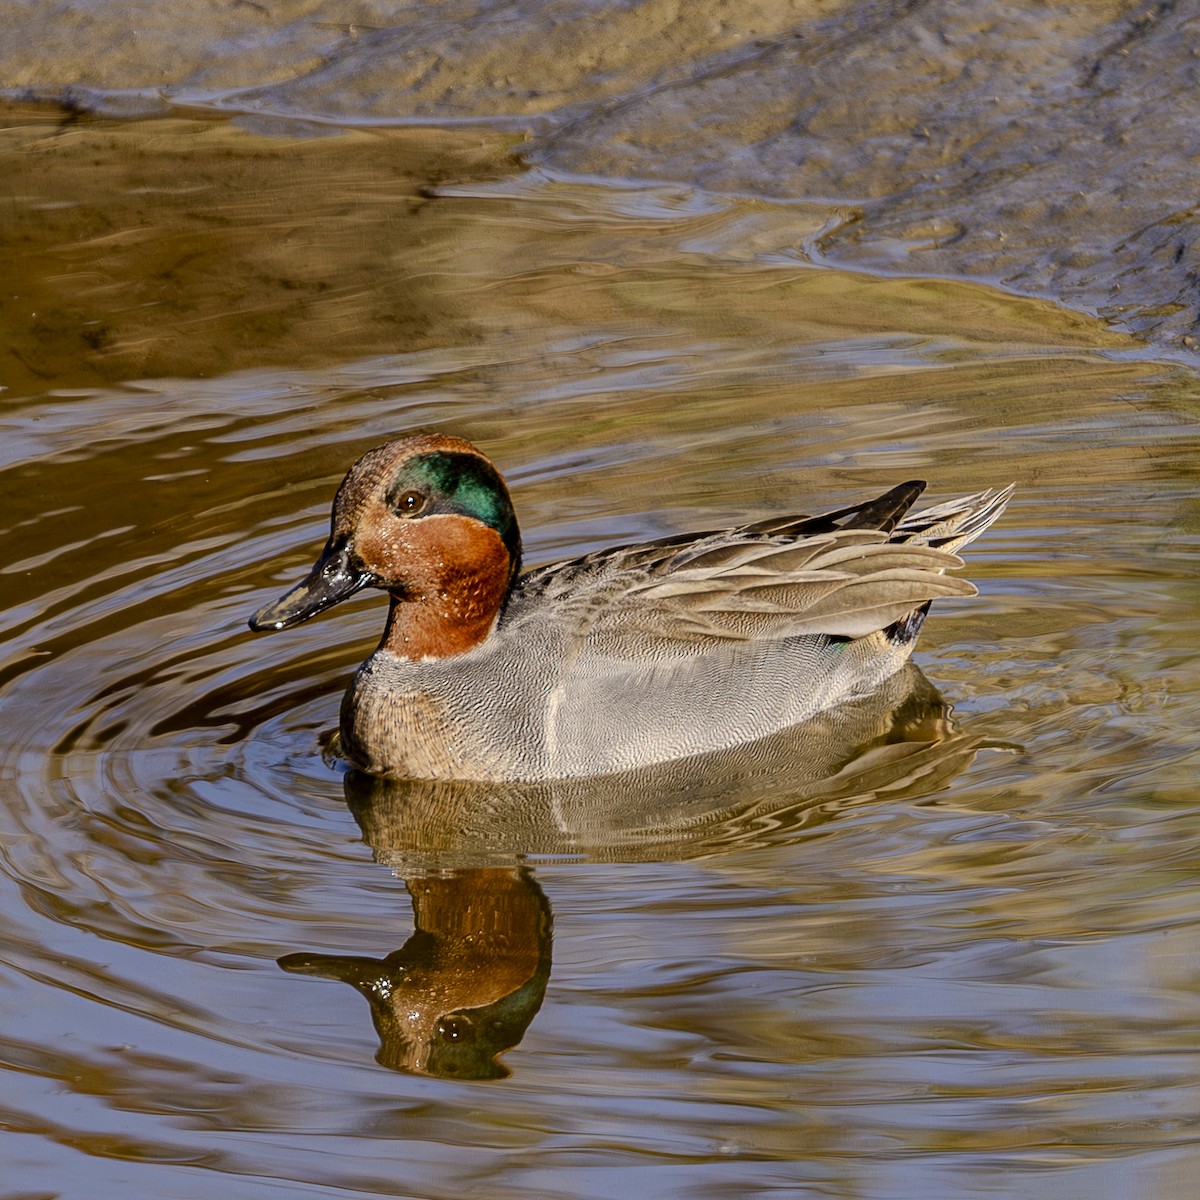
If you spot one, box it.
[395,489,427,516]
[437,1015,471,1043]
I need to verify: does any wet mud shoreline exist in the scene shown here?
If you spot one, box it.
[3,0,1197,353]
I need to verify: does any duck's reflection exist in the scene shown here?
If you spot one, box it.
[278,665,987,1079]
[279,866,550,1080]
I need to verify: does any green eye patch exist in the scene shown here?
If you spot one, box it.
[388,451,520,564]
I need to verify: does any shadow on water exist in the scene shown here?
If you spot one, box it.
[278,664,990,1079]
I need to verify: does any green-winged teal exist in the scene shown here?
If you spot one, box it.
[250,433,1011,781]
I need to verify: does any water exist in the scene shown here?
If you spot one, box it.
[2,107,1199,1199]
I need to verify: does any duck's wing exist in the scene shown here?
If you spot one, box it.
[612,527,974,642]
[510,482,1006,646]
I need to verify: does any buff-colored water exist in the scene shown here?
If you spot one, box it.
[2,108,1199,1199]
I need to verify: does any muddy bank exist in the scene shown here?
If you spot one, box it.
[4,0,1197,351]
[540,0,1200,351]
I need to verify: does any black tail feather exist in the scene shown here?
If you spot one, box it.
[884,599,932,645]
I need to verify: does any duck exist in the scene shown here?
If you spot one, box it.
[249,433,1011,782]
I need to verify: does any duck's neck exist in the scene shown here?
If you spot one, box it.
[377,543,513,661]
[378,592,501,660]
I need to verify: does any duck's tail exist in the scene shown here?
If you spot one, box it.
[877,482,1012,648]
[895,483,1015,556]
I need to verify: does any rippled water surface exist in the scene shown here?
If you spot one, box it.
[2,108,1200,1198]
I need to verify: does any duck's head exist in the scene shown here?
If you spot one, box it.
[249,434,521,659]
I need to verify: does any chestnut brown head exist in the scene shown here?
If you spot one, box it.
[250,434,521,658]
